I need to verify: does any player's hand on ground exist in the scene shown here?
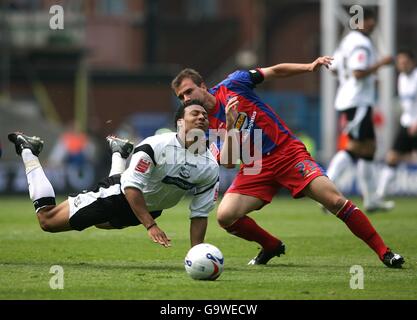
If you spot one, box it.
[310,56,333,71]
[147,224,171,247]
[225,96,239,130]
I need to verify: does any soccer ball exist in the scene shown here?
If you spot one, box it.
[184,243,224,280]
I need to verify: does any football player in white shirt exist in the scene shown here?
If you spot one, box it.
[8,99,219,248]
[326,7,394,212]
[377,49,417,200]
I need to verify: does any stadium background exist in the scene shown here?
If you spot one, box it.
[0,0,417,196]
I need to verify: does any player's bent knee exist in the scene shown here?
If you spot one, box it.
[216,213,229,228]
[216,210,234,228]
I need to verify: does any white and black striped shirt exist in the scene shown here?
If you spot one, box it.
[398,68,417,128]
[121,132,219,218]
[332,31,377,110]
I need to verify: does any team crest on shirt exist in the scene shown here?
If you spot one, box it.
[179,165,191,179]
[135,158,151,173]
[358,52,366,62]
[74,195,82,208]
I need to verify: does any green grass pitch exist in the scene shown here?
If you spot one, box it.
[0,195,416,300]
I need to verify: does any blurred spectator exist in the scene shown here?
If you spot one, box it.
[48,122,96,190]
[377,49,417,200]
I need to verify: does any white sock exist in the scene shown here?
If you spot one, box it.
[357,159,377,206]
[109,152,126,176]
[21,149,56,212]
[326,150,353,183]
[376,165,396,199]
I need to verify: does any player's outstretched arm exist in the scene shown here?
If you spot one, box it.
[260,56,333,80]
[190,217,208,247]
[353,56,393,79]
[124,187,171,247]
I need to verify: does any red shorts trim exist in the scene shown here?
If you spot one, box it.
[226,149,326,203]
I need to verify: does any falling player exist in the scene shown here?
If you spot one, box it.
[8,100,219,248]
[377,49,417,201]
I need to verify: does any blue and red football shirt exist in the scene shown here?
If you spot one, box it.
[208,69,307,159]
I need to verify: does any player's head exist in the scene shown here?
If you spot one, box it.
[361,7,377,34]
[175,99,209,133]
[171,69,211,105]
[396,49,415,74]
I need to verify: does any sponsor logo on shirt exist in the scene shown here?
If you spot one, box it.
[162,176,196,190]
[242,111,257,141]
[135,158,151,173]
[234,112,248,131]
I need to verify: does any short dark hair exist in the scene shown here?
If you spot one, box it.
[171,68,204,91]
[397,48,415,61]
[174,99,206,129]
[363,7,377,21]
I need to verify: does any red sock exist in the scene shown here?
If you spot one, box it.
[337,200,388,259]
[224,216,281,252]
